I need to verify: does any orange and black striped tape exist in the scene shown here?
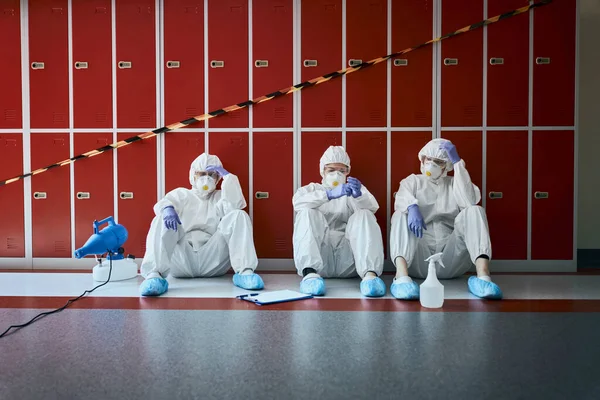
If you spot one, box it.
[0,0,551,187]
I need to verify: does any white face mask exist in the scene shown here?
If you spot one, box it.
[324,171,346,188]
[194,176,216,197]
[422,161,443,180]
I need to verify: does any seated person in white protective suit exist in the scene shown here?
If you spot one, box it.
[138,153,264,297]
[292,146,386,298]
[389,138,503,300]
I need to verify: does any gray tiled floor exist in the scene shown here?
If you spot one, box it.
[1,309,599,399]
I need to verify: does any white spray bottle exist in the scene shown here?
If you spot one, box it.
[420,253,446,309]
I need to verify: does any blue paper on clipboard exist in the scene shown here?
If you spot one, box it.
[236,290,313,305]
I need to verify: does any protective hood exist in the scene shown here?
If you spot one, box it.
[417,138,454,179]
[189,152,223,188]
[319,145,351,178]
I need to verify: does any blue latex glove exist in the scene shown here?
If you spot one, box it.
[439,141,461,164]
[347,177,362,198]
[326,183,351,200]
[407,204,427,238]
[162,206,181,231]
[205,165,229,177]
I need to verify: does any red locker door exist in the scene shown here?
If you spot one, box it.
[0,134,25,257]
[72,0,112,129]
[440,0,483,127]
[390,131,433,205]
[486,131,528,259]
[253,0,293,128]
[164,1,204,127]
[253,132,293,258]
[440,131,483,191]
[208,0,248,128]
[533,0,576,127]
[487,0,528,127]
[346,0,387,127]
[31,134,71,257]
[208,132,249,210]
[117,134,157,258]
[301,0,342,127]
[29,1,69,129]
[346,132,387,253]
[391,0,433,127]
[0,2,22,129]
[73,134,114,250]
[165,132,205,192]
[116,0,156,128]
[300,131,342,186]
[532,130,574,260]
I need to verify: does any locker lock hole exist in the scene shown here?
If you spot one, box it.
[75,62,89,69]
[31,62,45,70]
[255,60,269,68]
[33,192,47,199]
[118,61,132,69]
[211,60,224,68]
[166,61,181,68]
[443,58,459,66]
[303,60,318,67]
[255,192,269,199]
[120,192,134,199]
[393,59,408,67]
[77,192,91,200]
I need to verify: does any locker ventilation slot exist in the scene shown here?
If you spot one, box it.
[6,238,19,251]
[255,60,269,68]
[463,106,477,119]
[53,113,66,124]
[4,8,16,16]
[273,107,286,119]
[414,110,427,121]
[507,106,524,118]
[275,239,288,251]
[394,59,408,67]
[139,113,152,124]
[229,110,241,119]
[303,60,318,67]
[4,109,16,121]
[74,61,88,69]
[186,108,198,117]
[370,110,383,122]
[55,241,68,253]
[96,113,108,123]
[210,60,224,68]
[324,110,337,122]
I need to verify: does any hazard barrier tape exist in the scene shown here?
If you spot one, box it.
[0,0,551,187]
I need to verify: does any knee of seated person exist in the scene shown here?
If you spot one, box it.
[458,204,486,218]
[295,208,322,221]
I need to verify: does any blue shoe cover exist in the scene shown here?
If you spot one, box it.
[233,272,265,290]
[360,277,386,298]
[300,277,326,296]
[140,277,169,297]
[391,281,420,300]
[468,276,503,299]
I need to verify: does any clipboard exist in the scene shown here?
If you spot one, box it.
[236,290,313,306]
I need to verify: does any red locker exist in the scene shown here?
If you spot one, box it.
[164,132,205,192]
[533,0,576,127]
[253,0,293,128]
[72,0,112,129]
[29,1,69,129]
[346,132,388,253]
[486,131,528,260]
[440,0,483,127]
[30,133,71,257]
[253,132,293,258]
[0,134,25,257]
[73,134,114,250]
[391,0,433,127]
[301,0,342,127]
[208,0,249,128]
[117,134,157,258]
[116,0,156,128]
[346,0,387,127]
[208,132,249,209]
[440,131,482,191]
[390,131,433,204]
[164,1,204,127]
[0,2,22,129]
[532,130,574,260]
[487,0,528,127]
[300,131,342,186]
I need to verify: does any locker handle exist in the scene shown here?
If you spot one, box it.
[488,191,503,199]
[166,61,180,68]
[31,62,45,70]
[255,192,270,199]
[536,57,551,65]
[303,59,318,67]
[76,192,91,200]
[254,60,269,68]
[443,58,458,66]
[118,61,132,69]
[534,192,549,199]
[74,61,88,69]
[393,59,408,67]
[210,60,224,68]
[348,59,363,67]
[33,192,47,200]
[120,192,134,199]
[489,57,504,65]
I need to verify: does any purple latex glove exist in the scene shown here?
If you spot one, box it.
[205,165,229,177]
[407,204,427,238]
[347,177,362,198]
[327,183,351,200]
[162,206,181,231]
[439,141,460,164]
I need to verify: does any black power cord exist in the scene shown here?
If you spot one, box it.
[0,253,114,339]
